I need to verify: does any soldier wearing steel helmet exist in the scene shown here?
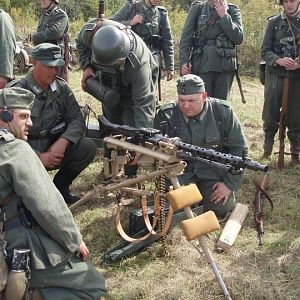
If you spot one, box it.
[261,0,300,163]
[32,0,68,47]
[154,74,247,218]
[111,0,175,81]
[0,87,107,299]
[76,19,158,128]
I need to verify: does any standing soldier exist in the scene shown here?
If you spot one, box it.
[76,19,158,128]
[261,0,300,163]
[179,0,243,100]
[0,9,16,89]
[32,0,69,79]
[111,0,175,81]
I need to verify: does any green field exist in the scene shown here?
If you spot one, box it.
[67,70,300,300]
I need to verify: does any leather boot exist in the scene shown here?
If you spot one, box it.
[263,138,274,158]
[290,143,300,165]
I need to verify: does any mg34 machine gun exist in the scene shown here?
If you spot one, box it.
[70,116,268,300]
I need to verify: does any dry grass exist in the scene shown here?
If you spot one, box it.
[68,70,300,300]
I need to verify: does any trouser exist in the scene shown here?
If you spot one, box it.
[263,71,300,144]
[53,137,97,192]
[178,174,235,219]
[30,255,107,300]
[192,71,234,101]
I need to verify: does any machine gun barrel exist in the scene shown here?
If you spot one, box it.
[99,115,268,174]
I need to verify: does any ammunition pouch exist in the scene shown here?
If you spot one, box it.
[85,77,120,109]
[259,61,266,85]
[216,35,236,58]
[143,34,161,51]
[28,122,66,142]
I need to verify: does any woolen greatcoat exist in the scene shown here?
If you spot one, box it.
[32,4,68,46]
[0,130,107,299]
[0,9,16,80]
[261,12,300,144]
[111,0,174,71]
[76,19,158,128]
[154,99,247,217]
[179,0,243,100]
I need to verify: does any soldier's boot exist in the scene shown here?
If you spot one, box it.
[263,138,274,158]
[53,170,80,205]
[290,142,300,165]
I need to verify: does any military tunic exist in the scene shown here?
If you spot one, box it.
[76,19,158,128]
[32,5,68,46]
[111,0,174,71]
[179,0,243,100]
[0,130,107,299]
[7,72,96,197]
[0,9,16,80]
[154,99,247,217]
[261,12,300,144]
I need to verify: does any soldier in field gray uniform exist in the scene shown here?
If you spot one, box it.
[32,0,68,47]
[7,43,97,205]
[261,0,300,163]
[111,0,175,81]
[0,87,107,299]
[179,0,243,100]
[0,9,16,89]
[154,74,247,218]
[76,19,158,128]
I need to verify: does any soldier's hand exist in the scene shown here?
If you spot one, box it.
[166,69,174,81]
[209,182,232,205]
[81,67,95,91]
[39,152,64,169]
[77,242,89,261]
[213,0,228,18]
[181,63,192,75]
[276,57,300,71]
[48,138,71,156]
[129,14,144,26]
[0,77,8,89]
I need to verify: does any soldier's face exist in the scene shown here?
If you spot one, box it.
[178,92,207,118]
[148,0,162,6]
[8,109,32,140]
[40,0,53,9]
[282,0,300,15]
[32,60,59,89]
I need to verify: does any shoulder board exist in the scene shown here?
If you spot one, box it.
[51,6,64,14]
[157,6,167,12]
[56,76,67,83]
[209,98,231,108]
[6,78,19,87]
[159,101,176,111]
[0,129,15,142]
[268,15,278,20]
[85,22,97,31]
[191,0,203,7]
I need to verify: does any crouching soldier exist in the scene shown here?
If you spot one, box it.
[0,87,107,299]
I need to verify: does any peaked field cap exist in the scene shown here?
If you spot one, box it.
[177,74,205,95]
[0,87,35,109]
[31,43,65,67]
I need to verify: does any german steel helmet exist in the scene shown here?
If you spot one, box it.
[92,25,131,66]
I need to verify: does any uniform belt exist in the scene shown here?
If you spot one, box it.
[3,216,23,231]
[28,130,49,140]
[205,40,216,46]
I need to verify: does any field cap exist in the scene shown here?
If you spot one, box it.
[177,74,205,95]
[31,43,65,67]
[0,87,34,109]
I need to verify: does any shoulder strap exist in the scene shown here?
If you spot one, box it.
[210,98,227,149]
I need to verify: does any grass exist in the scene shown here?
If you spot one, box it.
[67,70,300,300]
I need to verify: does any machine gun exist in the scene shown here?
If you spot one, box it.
[69,116,268,300]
